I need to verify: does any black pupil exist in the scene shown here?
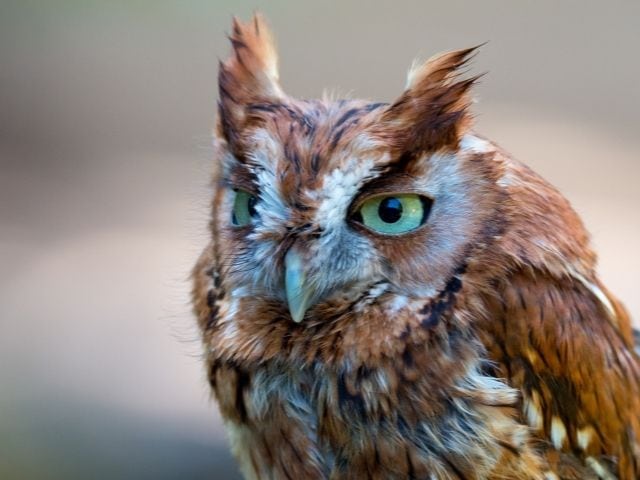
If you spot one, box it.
[248,195,258,217]
[378,197,403,223]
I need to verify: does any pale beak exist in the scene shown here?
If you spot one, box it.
[284,247,314,323]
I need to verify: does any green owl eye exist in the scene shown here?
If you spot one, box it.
[231,190,258,226]
[354,194,431,235]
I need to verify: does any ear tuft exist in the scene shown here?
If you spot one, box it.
[218,13,284,146]
[405,45,480,91]
[378,45,485,155]
[225,13,281,94]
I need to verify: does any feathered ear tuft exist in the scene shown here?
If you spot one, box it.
[376,45,484,156]
[217,13,284,148]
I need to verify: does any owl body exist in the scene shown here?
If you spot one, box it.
[192,16,640,479]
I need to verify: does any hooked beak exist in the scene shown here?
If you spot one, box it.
[284,247,315,323]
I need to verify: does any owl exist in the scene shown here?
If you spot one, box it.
[192,14,640,480]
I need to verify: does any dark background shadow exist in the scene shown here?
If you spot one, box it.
[1,396,241,479]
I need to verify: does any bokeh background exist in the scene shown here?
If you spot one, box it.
[1,1,638,479]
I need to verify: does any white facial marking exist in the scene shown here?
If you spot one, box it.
[550,416,567,450]
[313,156,376,231]
[220,148,238,177]
[214,297,242,346]
[350,132,382,152]
[364,282,388,300]
[248,129,289,229]
[255,169,287,225]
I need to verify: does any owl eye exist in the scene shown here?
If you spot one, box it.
[231,189,259,226]
[354,194,432,235]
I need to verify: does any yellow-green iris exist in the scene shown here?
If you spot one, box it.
[232,190,258,226]
[357,194,429,234]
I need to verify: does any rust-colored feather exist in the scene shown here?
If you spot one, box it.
[193,14,640,480]
[217,13,284,150]
[373,46,483,156]
[479,269,640,478]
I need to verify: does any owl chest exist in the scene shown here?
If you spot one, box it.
[210,362,333,479]
[208,359,530,480]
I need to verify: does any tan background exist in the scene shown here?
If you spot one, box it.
[1,1,638,478]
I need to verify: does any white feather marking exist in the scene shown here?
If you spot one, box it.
[524,391,543,431]
[216,297,241,344]
[459,134,493,154]
[219,319,238,345]
[569,268,617,326]
[367,282,389,297]
[586,456,616,480]
[229,285,251,299]
[225,422,261,480]
[220,149,238,177]
[405,58,422,89]
[550,416,567,450]
[497,169,517,188]
[577,426,593,451]
[386,294,409,313]
[350,133,382,151]
[511,426,528,448]
[373,369,390,393]
[544,472,560,480]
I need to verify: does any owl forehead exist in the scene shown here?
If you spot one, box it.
[240,100,393,224]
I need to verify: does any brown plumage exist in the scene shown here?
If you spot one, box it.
[192,14,640,479]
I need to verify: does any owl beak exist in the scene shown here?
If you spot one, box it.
[284,247,314,323]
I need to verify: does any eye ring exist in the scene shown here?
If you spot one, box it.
[351,193,432,235]
[231,189,259,226]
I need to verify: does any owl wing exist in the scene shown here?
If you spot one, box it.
[479,269,640,479]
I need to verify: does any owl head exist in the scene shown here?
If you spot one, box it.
[204,15,590,363]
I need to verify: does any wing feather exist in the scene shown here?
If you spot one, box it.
[478,269,640,479]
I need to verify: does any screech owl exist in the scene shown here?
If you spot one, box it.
[192,14,640,480]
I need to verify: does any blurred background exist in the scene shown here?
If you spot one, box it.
[1,1,638,478]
